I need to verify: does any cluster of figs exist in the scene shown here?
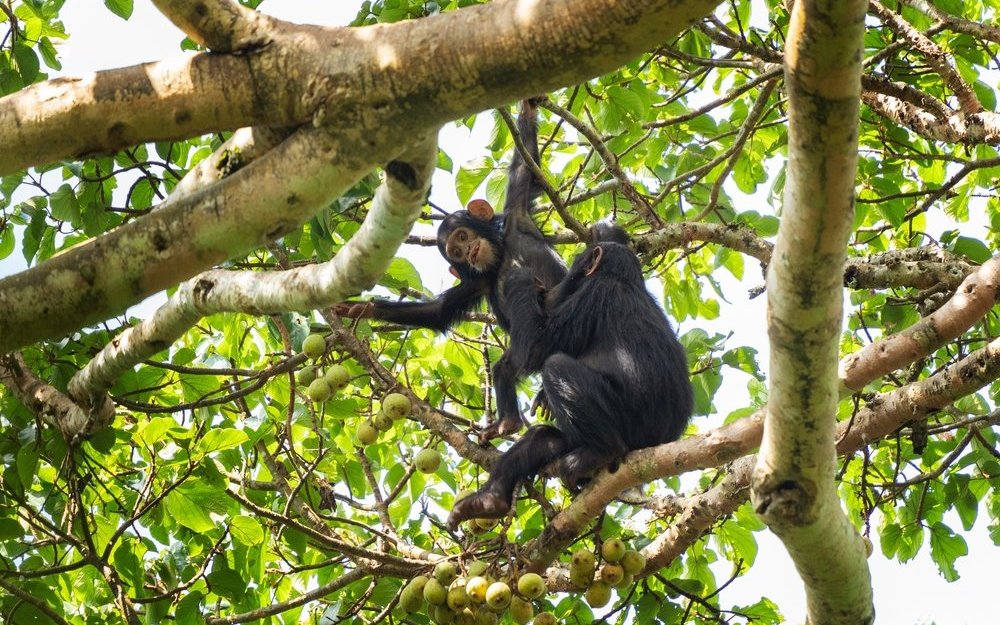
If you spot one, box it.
[399,539,645,624]
[399,560,544,625]
[569,538,646,610]
[298,333,441,470]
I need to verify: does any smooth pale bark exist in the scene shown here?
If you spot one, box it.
[0,0,721,353]
[751,0,874,623]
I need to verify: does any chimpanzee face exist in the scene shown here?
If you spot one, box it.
[444,226,498,272]
[436,204,503,278]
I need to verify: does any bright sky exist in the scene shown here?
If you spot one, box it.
[21,2,996,624]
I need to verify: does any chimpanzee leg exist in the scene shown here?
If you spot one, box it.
[448,425,568,529]
[541,354,628,489]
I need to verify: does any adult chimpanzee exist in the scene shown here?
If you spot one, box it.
[447,225,693,529]
[336,99,567,440]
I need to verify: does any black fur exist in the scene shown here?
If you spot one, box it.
[447,229,693,529]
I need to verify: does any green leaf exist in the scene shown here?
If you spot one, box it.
[88,426,117,454]
[716,520,758,566]
[231,515,265,546]
[49,183,80,224]
[738,597,781,624]
[455,157,494,206]
[606,85,645,120]
[949,236,991,263]
[103,0,134,19]
[381,257,422,290]
[436,147,454,173]
[879,522,900,558]
[691,368,722,416]
[0,517,25,540]
[12,43,40,83]
[38,37,61,70]
[175,590,205,625]
[194,428,249,457]
[164,489,216,533]
[135,416,180,448]
[929,523,968,582]
[896,522,924,563]
[206,567,247,600]
[955,486,978,531]
[15,445,38,488]
[0,228,14,260]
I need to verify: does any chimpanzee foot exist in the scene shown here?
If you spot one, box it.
[558,451,613,491]
[447,490,511,530]
[478,414,527,444]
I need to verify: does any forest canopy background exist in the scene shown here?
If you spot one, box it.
[1,1,999,624]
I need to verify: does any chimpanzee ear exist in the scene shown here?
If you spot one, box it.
[449,266,460,279]
[466,199,495,221]
[584,246,604,277]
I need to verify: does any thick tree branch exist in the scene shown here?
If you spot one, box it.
[152,0,271,52]
[840,255,1000,391]
[0,54,277,174]
[900,0,1000,43]
[0,353,113,438]
[862,92,1000,145]
[869,0,981,115]
[0,123,387,354]
[0,0,722,176]
[752,0,872,621]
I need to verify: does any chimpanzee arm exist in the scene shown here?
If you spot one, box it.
[503,100,542,218]
[480,268,547,442]
[501,268,550,356]
[335,278,488,333]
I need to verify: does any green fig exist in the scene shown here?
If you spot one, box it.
[356,421,378,446]
[601,538,626,563]
[621,549,645,575]
[307,378,332,402]
[570,548,596,572]
[400,575,428,612]
[465,576,489,603]
[383,392,411,419]
[600,563,624,586]
[485,581,511,610]
[415,448,442,474]
[516,572,545,600]
[435,561,459,586]
[509,596,533,624]
[425,578,447,606]
[325,364,351,391]
[447,585,468,611]
[302,333,326,359]
[533,612,557,625]
[297,365,317,386]
[585,580,612,608]
[372,411,393,432]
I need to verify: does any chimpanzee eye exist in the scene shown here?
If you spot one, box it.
[458,231,467,241]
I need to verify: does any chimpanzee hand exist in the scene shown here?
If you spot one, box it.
[529,389,551,421]
[478,411,528,444]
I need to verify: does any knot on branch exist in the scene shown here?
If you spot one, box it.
[751,476,819,527]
